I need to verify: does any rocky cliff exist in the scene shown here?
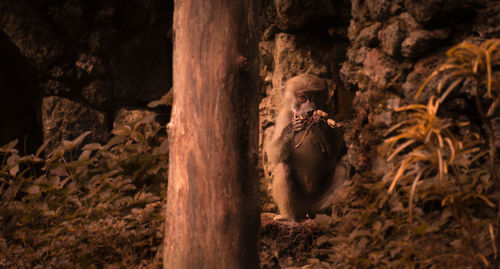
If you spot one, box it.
[0,0,173,152]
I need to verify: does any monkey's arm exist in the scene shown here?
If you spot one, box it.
[271,161,308,220]
[268,123,294,164]
[271,162,292,220]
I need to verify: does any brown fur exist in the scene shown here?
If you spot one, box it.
[265,74,346,220]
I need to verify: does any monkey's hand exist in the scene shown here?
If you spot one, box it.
[313,110,329,119]
[292,115,308,132]
[312,110,338,128]
[294,110,339,132]
[273,214,293,222]
[327,119,337,128]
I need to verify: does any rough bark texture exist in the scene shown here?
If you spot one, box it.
[164,1,260,268]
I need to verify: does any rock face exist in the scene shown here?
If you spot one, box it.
[400,29,448,58]
[378,21,404,57]
[257,0,351,205]
[335,0,500,178]
[0,0,173,152]
[362,49,397,87]
[257,0,500,204]
[274,0,350,31]
[1,0,499,185]
[42,96,107,151]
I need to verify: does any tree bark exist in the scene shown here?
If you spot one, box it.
[164,1,260,268]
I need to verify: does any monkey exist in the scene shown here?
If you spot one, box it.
[265,74,346,221]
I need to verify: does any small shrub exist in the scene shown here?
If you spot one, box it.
[383,38,500,266]
[0,115,168,268]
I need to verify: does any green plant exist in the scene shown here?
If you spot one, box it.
[417,39,500,116]
[0,115,168,268]
[417,39,500,180]
[383,39,500,266]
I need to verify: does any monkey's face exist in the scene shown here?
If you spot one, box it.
[290,90,328,119]
[281,74,329,124]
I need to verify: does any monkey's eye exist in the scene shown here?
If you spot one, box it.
[295,92,307,103]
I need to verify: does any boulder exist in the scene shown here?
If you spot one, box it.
[42,96,107,152]
[378,21,404,57]
[401,29,449,59]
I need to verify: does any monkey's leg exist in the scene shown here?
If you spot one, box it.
[271,163,293,220]
[312,164,347,214]
[271,163,307,221]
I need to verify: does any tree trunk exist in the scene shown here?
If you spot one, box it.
[164,1,260,268]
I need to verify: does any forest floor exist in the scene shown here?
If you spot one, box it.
[259,212,334,269]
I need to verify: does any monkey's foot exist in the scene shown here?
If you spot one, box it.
[273,214,293,221]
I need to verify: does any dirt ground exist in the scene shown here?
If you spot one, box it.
[260,213,336,269]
